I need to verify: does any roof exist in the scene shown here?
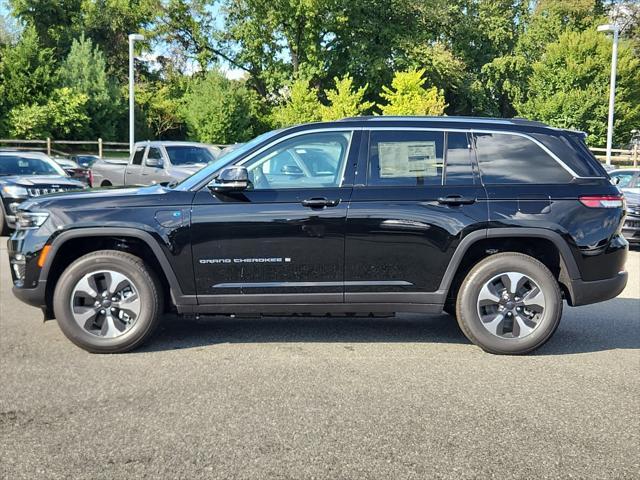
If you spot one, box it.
[337,115,549,128]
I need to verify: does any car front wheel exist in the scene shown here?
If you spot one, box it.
[455,252,562,355]
[53,250,163,353]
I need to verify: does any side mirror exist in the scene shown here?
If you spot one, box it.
[146,157,164,168]
[208,166,249,192]
[612,176,621,185]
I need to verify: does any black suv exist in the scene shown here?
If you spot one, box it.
[7,117,628,354]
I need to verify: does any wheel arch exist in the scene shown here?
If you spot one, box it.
[441,228,580,305]
[41,228,194,317]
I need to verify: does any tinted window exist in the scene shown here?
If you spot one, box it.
[0,156,64,176]
[165,146,216,165]
[131,147,145,165]
[244,131,351,190]
[368,131,444,186]
[475,133,573,184]
[147,147,162,161]
[445,132,474,185]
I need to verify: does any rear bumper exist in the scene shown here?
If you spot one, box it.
[568,271,628,306]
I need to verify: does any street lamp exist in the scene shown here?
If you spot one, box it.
[597,24,619,166]
[128,33,145,155]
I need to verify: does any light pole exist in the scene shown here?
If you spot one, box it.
[128,33,145,155]
[597,24,619,166]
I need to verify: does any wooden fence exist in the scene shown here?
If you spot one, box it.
[0,138,129,158]
[589,146,639,167]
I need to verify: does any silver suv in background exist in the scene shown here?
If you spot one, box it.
[91,141,221,187]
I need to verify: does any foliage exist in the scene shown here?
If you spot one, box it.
[136,81,186,139]
[517,29,640,146]
[8,88,89,139]
[379,69,447,116]
[181,70,259,143]
[271,77,322,127]
[2,0,640,146]
[321,76,374,121]
[59,35,123,140]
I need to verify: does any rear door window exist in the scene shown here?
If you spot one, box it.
[474,132,573,184]
[131,147,145,165]
[444,132,475,185]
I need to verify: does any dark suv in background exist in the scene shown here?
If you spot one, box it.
[7,117,628,354]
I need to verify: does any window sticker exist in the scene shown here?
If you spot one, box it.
[378,141,438,178]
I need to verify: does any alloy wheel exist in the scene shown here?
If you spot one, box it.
[476,271,546,339]
[69,270,141,338]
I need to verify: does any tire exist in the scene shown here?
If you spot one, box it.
[101,181,112,187]
[53,250,163,353]
[0,205,9,236]
[455,252,562,355]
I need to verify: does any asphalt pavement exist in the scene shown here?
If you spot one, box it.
[1,238,639,479]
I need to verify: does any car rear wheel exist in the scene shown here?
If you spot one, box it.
[455,252,562,355]
[53,250,163,353]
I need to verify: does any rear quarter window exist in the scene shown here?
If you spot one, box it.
[474,132,573,184]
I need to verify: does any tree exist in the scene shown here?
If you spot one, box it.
[136,82,185,139]
[181,70,259,143]
[321,75,374,121]
[0,25,56,135]
[271,77,322,127]
[517,29,640,146]
[379,69,447,116]
[59,35,122,140]
[8,87,89,139]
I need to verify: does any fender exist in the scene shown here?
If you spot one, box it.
[41,227,196,305]
[437,227,581,295]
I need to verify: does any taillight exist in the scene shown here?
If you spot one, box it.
[579,195,625,208]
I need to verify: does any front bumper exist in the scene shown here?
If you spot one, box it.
[12,280,47,309]
[568,270,628,306]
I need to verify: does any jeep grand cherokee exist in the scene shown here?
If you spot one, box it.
[7,117,628,354]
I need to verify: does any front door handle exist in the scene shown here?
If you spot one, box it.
[437,195,476,205]
[301,197,341,209]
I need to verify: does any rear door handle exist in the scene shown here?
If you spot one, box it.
[301,197,341,208]
[437,195,476,205]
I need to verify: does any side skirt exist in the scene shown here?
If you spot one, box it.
[177,302,445,316]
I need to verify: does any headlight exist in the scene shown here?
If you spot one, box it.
[2,185,28,198]
[15,211,49,230]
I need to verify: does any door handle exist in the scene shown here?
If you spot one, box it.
[301,197,341,208]
[437,195,476,205]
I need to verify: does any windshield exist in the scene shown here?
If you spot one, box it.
[174,130,282,190]
[0,155,66,176]
[166,146,216,165]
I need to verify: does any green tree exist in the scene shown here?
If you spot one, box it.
[517,29,640,146]
[321,75,374,121]
[136,81,185,139]
[59,34,122,139]
[379,69,447,116]
[271,77,322,127]
[8,87,89,139]
[181,70,259,143]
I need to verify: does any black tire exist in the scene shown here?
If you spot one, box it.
[455,252,562,355]
[0,205,10,236]
[53,250,163,353]
[101,181,112,187]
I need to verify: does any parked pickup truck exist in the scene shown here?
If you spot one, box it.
[91,141,220,187]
